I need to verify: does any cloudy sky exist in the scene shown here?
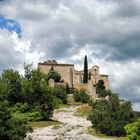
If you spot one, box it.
[0,0,140,110]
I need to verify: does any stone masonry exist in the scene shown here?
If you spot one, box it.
[38,60,109,99]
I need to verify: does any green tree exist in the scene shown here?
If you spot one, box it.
[96,80,111,97]
[96,80,105,92]
[24,63,34,80]
[83,55,88,83]
[0,100,31,140]
[88,94,134,136]
[0,69,22,103]
[22,65,55,120]
[47,67,61,82]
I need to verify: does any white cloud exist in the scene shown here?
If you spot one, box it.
[132,102,140,111]
[0,29,23,69]
[0,0,140,110]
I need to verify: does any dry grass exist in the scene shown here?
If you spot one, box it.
[88,127,128,140]
[74,104,92,117]
[28,120,61,129]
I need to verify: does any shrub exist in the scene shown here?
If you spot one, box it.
[0,100,31,140]
[53,97,63,109]
[124,118,140,140]
[55,88,67,104]
[10,103,43,121]
[88,94,134,136]
[47,68,61,82]
[73,90,81,102]
[12,111,42,121]
[40,103,54,120]
[10,103,29,113]
[73,89,90,103]
[96,80,111,98]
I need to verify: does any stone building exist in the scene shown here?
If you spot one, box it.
[38,60,109,94]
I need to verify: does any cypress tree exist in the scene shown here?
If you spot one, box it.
[83,55,88,83]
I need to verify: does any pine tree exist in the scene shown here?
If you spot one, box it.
[83,55,88,83]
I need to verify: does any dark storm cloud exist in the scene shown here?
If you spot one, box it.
[0,0,140,110]
[113,0,140,17]
[1,0,139,62]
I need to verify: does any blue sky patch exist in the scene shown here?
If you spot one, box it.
[0,16,21,37]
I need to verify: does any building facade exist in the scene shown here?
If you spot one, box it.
[38,60,109,91]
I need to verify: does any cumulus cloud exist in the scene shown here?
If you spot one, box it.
[0,29,22,70]
[0,0,140,110]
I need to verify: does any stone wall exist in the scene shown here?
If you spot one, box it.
[38,60,109,94]
[74,81,98,99]
[48,79,67,89]
[74,83,88,90]
[38,63,74,88]
[87,80,98,99]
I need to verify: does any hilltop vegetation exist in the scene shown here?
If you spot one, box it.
[0,64,140,140]
[73,80,140,139]
[88,94,134,136]
[0,64,68,140]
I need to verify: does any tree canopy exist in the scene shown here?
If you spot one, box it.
[0,64,68,139]
[96,80,111,97]
[88,94,134,136]
[47,67,61,82]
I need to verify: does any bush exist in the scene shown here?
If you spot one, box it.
[73,90,81,102]
[40,103,54,120]
[53,97,63,109]
[10,103,43,121]
[88,94,134,136]
[73,89,90,103]
[12,111,42,122]
[47,68,61,82]
[124,118,140,140]
[48,87,67,104]
[8,117,32,140]
[96,80,111,98]
[0,100,31,140]
[10,103,29,113]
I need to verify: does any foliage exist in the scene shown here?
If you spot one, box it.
[10,103,42,121]
[124,118,140,140]
[47,86,67,108]
[73,89,90,103]
[53,97,63,109]
[96,80,111,97]
[134,111,140,119]
[54,88,67,104]
[10,103,29,113]
[22,66,55,120]
[88,127,128,140]
[0,69,22,103]
[83,55,88,83]
[96,80,105,91]
[13,111,42,121]
[88,94,134,136]
[47,68,61,82]
[0,64,70,139]
[0,100,31,140]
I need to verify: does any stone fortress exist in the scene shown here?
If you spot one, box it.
[38,60,109,98]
